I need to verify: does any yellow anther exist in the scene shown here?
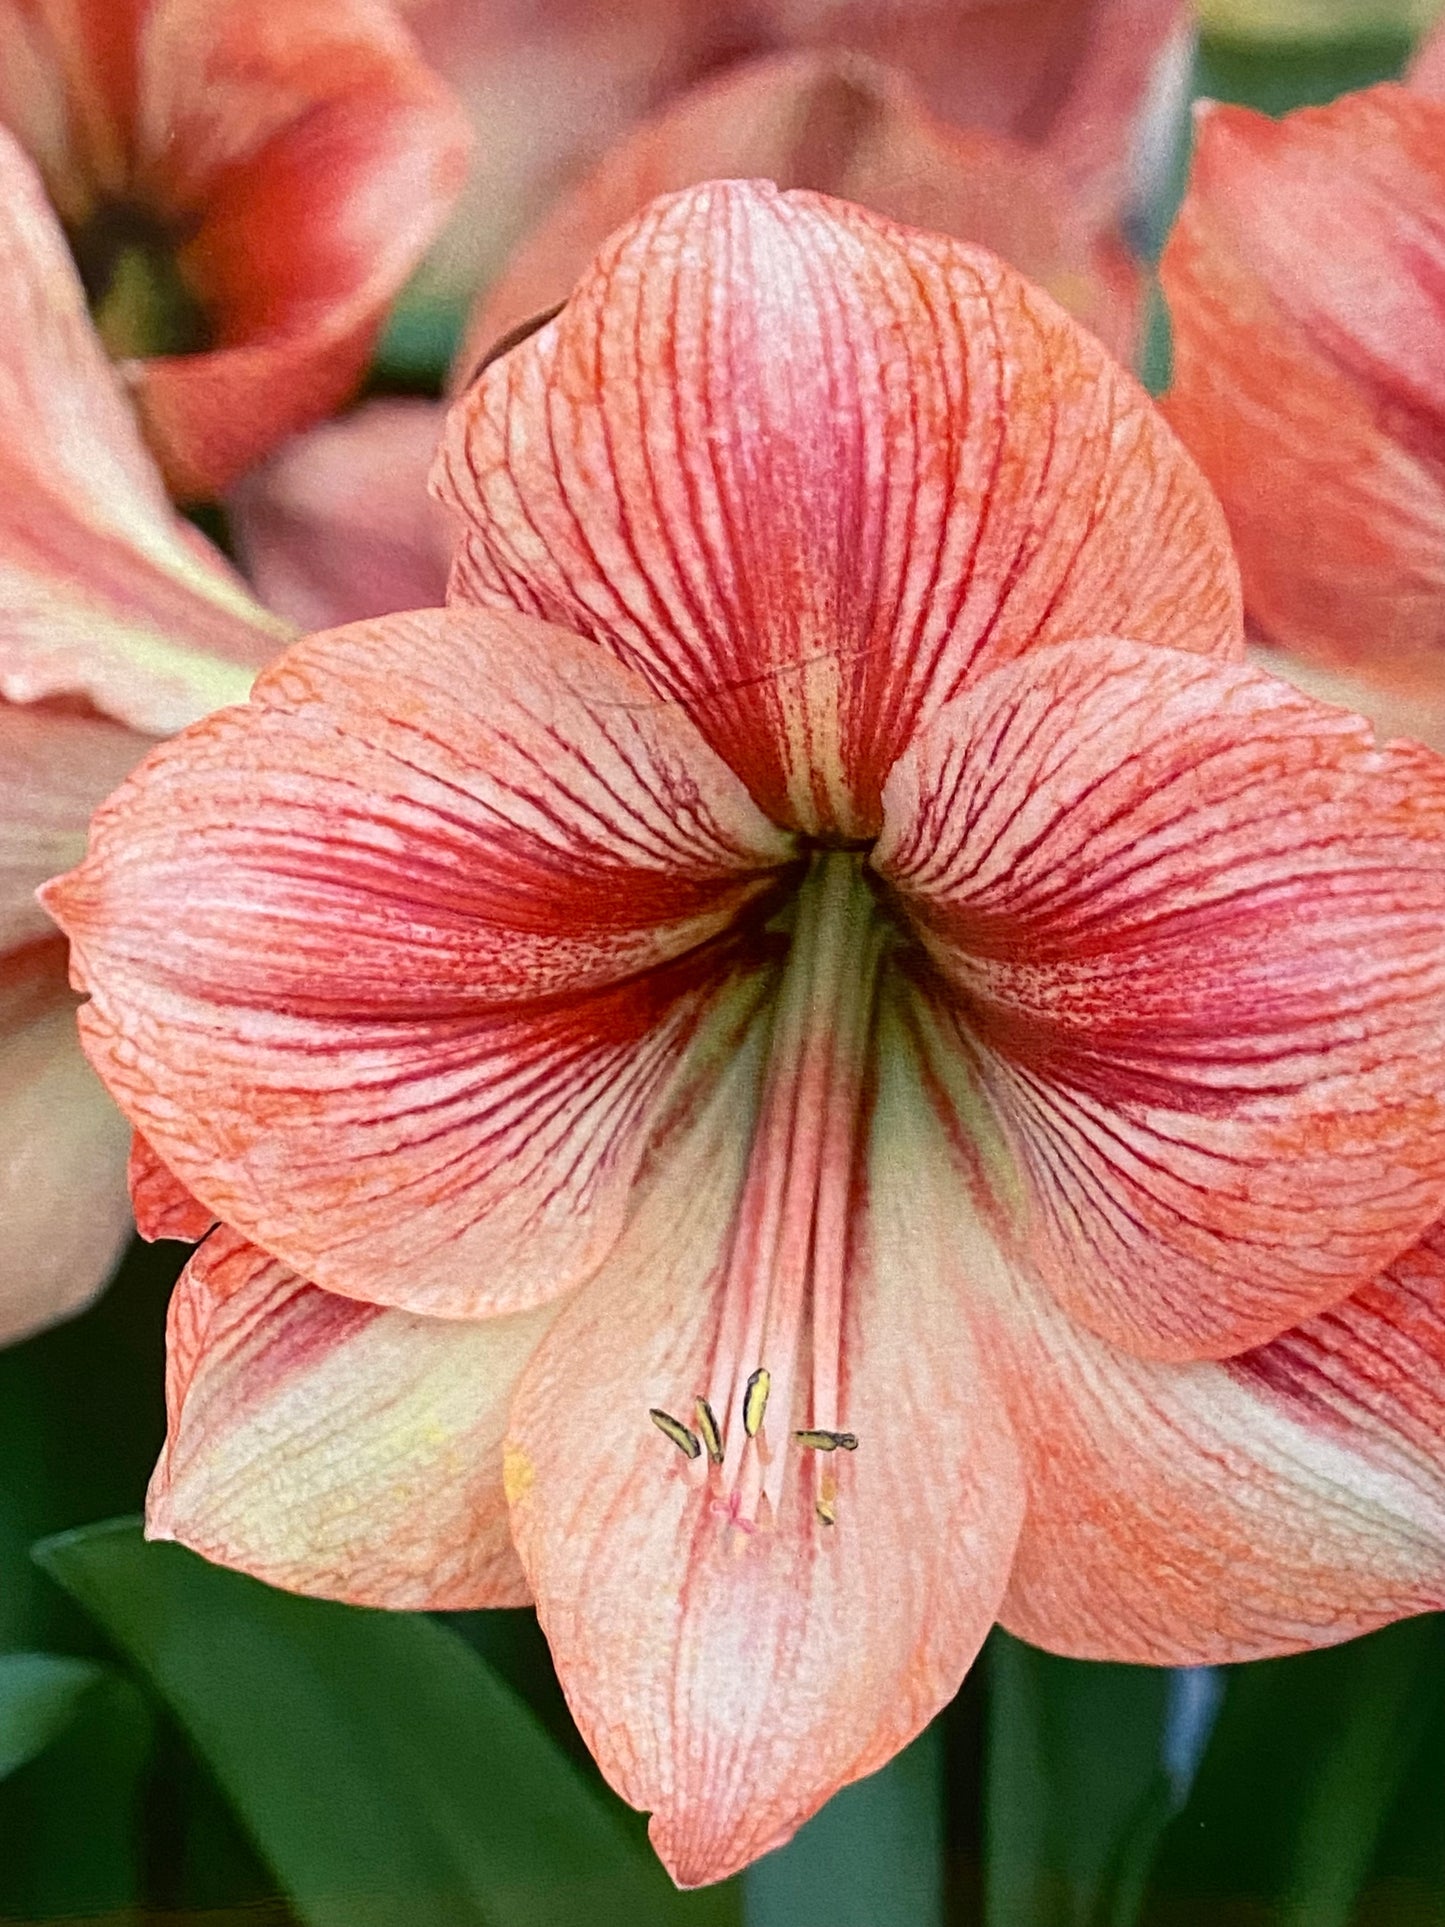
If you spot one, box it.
[694,1397,724,1465]
[649,1408,701,1460]
[743,1368,771,1438]
[793,1429,858,1453]
[815,1495,837,1526]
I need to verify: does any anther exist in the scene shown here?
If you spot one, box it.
[649,1408,701,1460]
[815,1495,837,1526]
[694,1398,724,1465]
[743,1368,771,1438]
[793,1429,858,1452]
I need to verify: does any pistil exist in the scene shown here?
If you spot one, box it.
[653,849,886,1533]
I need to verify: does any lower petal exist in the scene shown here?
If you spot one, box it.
[505,993,1024,1887]
[150,1225,557,1608]
[999,1223,1445,1662]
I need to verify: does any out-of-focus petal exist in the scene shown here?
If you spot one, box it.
[149,1224,550,1607]
[128,1132,214,1242]
[0,941,132,1346]
[506,1000,1024,1887]
[45,607,789,1318]
[877,639,1445,1360]
[461,53,1140,380]
[1001,1220,1445,1661]
[1411,10,1445,96]
[0,703,146,950]
[1248,641,1445,758]
[0,124,288,731]
[230,400,451,630]
[1162,90,1445,678]
[440,181,1241,841]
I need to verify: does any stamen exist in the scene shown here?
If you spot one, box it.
[649,1408,701,1460]
[794,1429,859,1452]
[743,1368,771,1438]
[694,1397,725,1465]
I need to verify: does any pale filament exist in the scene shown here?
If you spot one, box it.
[651,850,884,1532]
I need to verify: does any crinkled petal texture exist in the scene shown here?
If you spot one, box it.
[0,0,470,497]
[439,181,1241,841]
[149,1224,551,1606]
[46,605,793,1318]
[0,126,287,732]
[1000,1218,1445,1660]
[1162,89,1445,678]
[460,52,1141,382]
[128,1132,215,1242]
[230,400,451,631]
[876,640,1445,1360]
[505,1007,1025,1887]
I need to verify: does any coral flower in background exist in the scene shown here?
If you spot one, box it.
[1160,47,1445,748]
[0,0,468,498]
[0,128,291,1344]
[45,183,1445,1885]
[395,0,1189,316]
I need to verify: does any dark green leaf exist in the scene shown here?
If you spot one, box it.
[1195,30,1414,113]
[38,1519,738,1927]
[1139,1616,1445,1927]
[984,1632,1176,1927]
[0,1649,106,1777]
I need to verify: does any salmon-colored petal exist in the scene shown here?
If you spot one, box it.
[876,639,1445,1360]
[229,400,451,631]
[1411,10,1445,96]
[439,180,1241,840]
[0,125,288,731]
[0,941,132,1346]
[149,1224,550,1607]
[0,703,146,949]
[506,987,1024,1887]
[45,607,789,1317]
[1162,90,1445,678]
[128,1132,214,1242]
[49,0,470,497]
[1000,1220,1445,1662]
[461,52,1141,382]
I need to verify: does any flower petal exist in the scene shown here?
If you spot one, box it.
[505,987,1024,1887]
[229,400,451,630]
[149,1223,550,1607]
[1000,1219,1445,1661]
[876,639,1445,1360]
[0,125,288,732]
[438,179,1241,840]
[105,0,468,496]
[1161,90,1445,678]
[45,606,789,1317]
[0,941,132,1347]
[128,1132,214,1243]
[461,51,1141,382]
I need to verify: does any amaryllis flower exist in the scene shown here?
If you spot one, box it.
[44,183,1445,1885]
[1160,74,1445,748]
[0,0,468,498]
[397,0,1187,315]
[0,125,290,1343]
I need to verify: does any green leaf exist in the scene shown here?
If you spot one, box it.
[0,1650,106,1777]
[744,1722,945,1927]
[38,1518,737,1927]
[1138,1616,1445,1927]
[984,1632,1176,1927]
[1195,30,1415,114]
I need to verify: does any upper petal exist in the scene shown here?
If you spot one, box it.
[1001,1219,1445,1662]
[0,125,289,732]
[460,51,1141,382]
[1161,89,1445,676]
[44,606,789,1316]
[505,996,1024,1887]
[149,1223,550,1607]
[876,638,1445,1359]
[438,179,1241,839]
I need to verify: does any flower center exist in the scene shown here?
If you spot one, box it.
[69,201,211,360]
[650,848,887,1533]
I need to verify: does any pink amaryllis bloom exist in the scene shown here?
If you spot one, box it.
[0,0,468,499]
[0,125,290,1343]
[44,182,1445,1884]
[1160,70,1445,749]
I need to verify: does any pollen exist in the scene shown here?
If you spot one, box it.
[649,1407,702,1460]
[743,1368,771,1438]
